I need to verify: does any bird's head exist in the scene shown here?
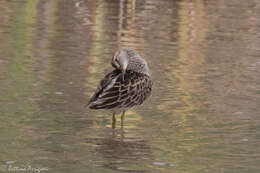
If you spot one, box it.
[111,49,129,74]
[111,48,150,75]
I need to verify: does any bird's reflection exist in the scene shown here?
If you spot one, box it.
[94,127,151,171]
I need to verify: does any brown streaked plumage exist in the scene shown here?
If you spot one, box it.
[88,48,152,128]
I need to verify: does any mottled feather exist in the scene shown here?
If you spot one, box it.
[88,69,152,110]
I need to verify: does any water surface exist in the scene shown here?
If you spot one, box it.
[0,0,260,173]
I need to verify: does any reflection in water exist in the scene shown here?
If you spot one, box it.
[0,0,260,173]
[94,128,151,172]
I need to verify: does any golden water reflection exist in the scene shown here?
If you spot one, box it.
[0,0,260,173]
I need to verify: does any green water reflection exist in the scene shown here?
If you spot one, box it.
[0,0,260,173]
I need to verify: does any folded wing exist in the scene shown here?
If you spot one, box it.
[88,69,152,110]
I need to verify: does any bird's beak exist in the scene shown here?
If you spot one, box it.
[121,61,127,74]
[121,63,127,82]
[122,67,126,74]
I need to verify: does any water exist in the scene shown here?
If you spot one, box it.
[0,0,260,173]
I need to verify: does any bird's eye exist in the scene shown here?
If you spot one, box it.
[111,58,120,69]
[115,59,121,67]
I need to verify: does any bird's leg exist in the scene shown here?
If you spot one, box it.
[120,111,126,127]
[112,113,116,129]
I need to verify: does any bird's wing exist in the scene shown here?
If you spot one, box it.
[88,70,152,110]
[88,69,120,107]
[119,71,152,108]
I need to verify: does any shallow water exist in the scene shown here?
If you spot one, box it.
[0,0,260,173]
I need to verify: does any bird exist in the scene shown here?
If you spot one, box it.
[88,48,152,128]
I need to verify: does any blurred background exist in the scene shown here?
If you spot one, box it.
[0,0,260,173]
